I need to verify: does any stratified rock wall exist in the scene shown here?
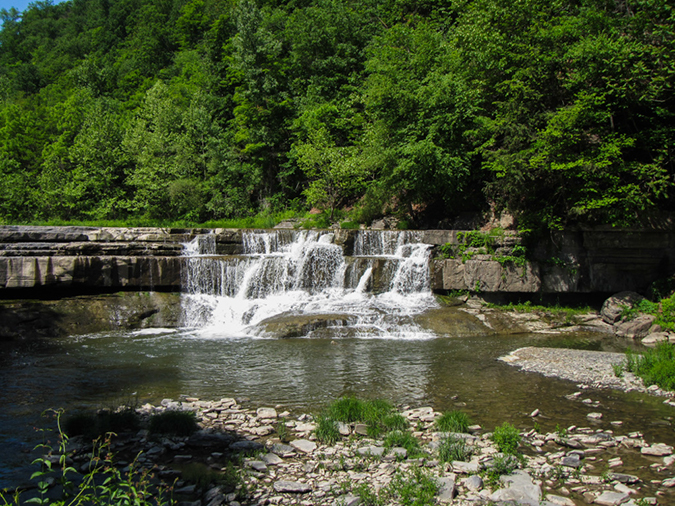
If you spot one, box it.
[1,225,673,295]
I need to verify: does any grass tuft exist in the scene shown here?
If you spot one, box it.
[491,422,521,455]
[437,435,472,463]
[434,410,471,433]
[149,410,199,436]
[625,343,675,391]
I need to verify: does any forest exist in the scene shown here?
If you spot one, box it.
[0,0,673,230]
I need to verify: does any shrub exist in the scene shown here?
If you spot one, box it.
[149,410,199,436]
[63,407,140,439]
[434,410,471,433]
[492,422,521,455]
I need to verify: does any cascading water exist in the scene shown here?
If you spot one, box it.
[180,230,436,338]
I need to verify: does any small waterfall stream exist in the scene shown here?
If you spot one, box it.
[180,230,436,338]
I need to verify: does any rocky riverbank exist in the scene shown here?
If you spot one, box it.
[14,396,675,506]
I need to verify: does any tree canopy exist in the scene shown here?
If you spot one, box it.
[0,0,673,229]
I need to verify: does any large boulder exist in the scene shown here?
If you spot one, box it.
[601,291,645,324]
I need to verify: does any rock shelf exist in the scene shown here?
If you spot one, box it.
[20,397,675,506]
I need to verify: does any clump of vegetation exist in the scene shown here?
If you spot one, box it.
[383,430,422,457]
[625,343,675,391]
[437,435,472,463]
[483,454,521,487]
[491,422,521,455]
[63,407,140,439]
[434,410,471,433]
[149,410,199,437]
[485,300,592,327]
[316,396,406,441]
[314,413,341,445]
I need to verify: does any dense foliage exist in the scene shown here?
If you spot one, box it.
[1,0,673,229]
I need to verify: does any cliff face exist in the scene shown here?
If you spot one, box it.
[0,225,673,296]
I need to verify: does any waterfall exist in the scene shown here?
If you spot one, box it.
[181,230,435,338]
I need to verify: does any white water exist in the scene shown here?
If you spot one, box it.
[180,230,436,339]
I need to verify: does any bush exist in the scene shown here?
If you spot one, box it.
[149,410,199,436]
[434,410,471,433]
[492,422,521,455]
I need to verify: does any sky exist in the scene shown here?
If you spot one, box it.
[0,0,68,15]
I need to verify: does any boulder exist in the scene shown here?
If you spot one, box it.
[601,292,645,324]
[614,314,656,339]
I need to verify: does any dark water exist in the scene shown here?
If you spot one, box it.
[2,326,674,489]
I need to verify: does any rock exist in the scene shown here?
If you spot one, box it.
[337,421,351,436]
[607,473,640,484]
[561,454,582,468]
[594,491,629,506]
[530,409,540,417]
[661,478,675,487]
[290,439,317,454]
[246,460,267,472]
[601,292,645,324]
[642,332,672,347]
[256,407,277,419]
[389,447,407,459]
[615,315,656,339]
[354,424,369,436]
[452,461,480,474]
[270,443,295,457]
[335,494,361,506]
[262,453,284,465]
[546,495,576,506]
[641,443,673,456]
[272,481,312,493]
[587,412,603,420]
[436,475,456,503]
[463,474,483,492]
[230,440,264,452]
[490,470,541,505]
[357,446,385,457]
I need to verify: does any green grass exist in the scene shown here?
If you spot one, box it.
[492,422,521,455]
[149,410,199,436]
[483,454,521,487]
[383,430,421,456]
[437,435,472,463]
[315,396,410,442]
[434,410,471,433]
[626,343,675,391]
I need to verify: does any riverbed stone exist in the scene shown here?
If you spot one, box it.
[490,470,541,505]
[594,491,629,506]
[273,480,312,493]
[463,474,483,492]
[256,407,277,419]
[290,439,317,454]
[436,475,456,503]
[607,473,640,484]
[641,443,673,456]
[615,315,656,339]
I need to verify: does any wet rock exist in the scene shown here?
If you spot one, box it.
[230,440,264,452]
[561,454,582,468]
[607,473,640,484]
[252,313,356,339]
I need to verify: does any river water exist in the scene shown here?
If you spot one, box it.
[1,230,674,488]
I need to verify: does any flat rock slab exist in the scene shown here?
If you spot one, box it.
[270,443,295,457]
[491,470,541,505]
[641,443,673,456]
[272,481,312,493]
[262,453,284,465]
[594,491,629,506]
[452,461,479,474]
[290,439,316,454]
[357,446,385,457]
[229,440,264,452]
[256,407,277,419]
